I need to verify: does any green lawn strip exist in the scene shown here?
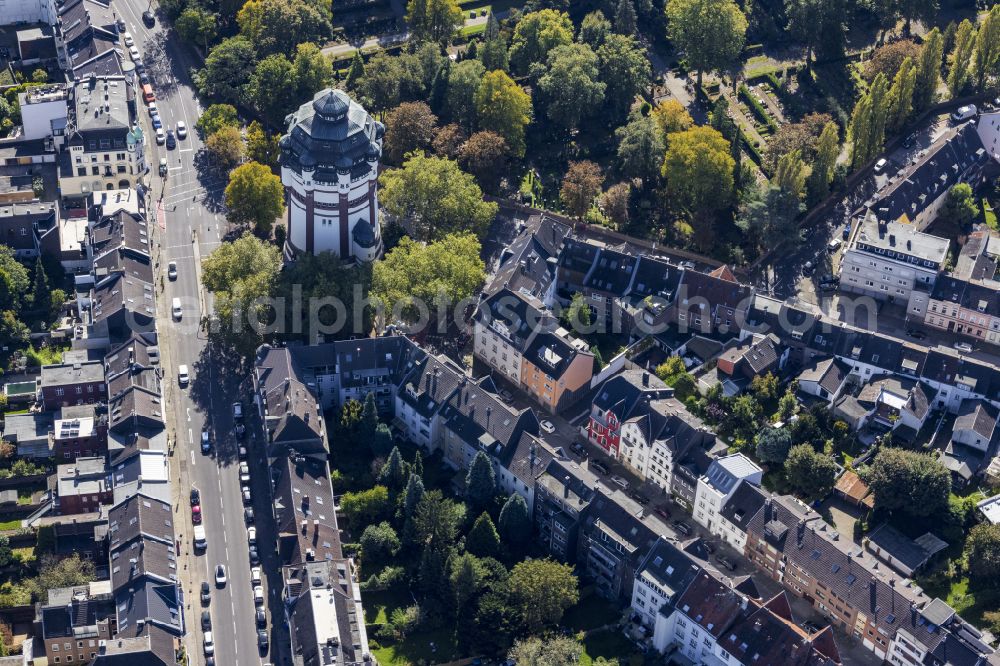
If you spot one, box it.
[562,588,623,633]
[372,627,460,666]
[0,518,22,531]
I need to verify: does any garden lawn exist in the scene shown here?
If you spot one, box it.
[0,518,21,531]
[580,628,641,666]
[918,575,1000,628]
[371,627,460,666]
[562,591,621,633]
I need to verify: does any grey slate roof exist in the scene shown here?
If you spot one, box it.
[955,399,999,441]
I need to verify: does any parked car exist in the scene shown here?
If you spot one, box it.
[123,32,134,47]
[247,527,256,545]
[201,610,211,631]
[654,506,671,520]
[203,631,214,656]
[249,544,260,565]
[200,581,211,604]
[610,474,629,490]
[201,430,211,453]
[155,127,165,144]
[590,460,609,475]
[239,461,250,483]
[238,445,248,460]
[190,487,200,505]
[906,328,927,340]
[499,389,514,402]
[253,586,264,605]
[251,567,262,586]
[628,491,649,505]
[802,261,815,276]
[842,224,851,240]
[715,554,737,571]
[902,134,915,149]
[873,157,888,173]
[570,442,587,457]
[128,45,140,60]
[954,341,973,353]
[673,520,693,535]
[703,540,716,554]
[178,364,189,386]
[827,238,842,253]
[539,420,556,434]
[233,402,243,420]
[951,104,977,123]
[242,487,252,504]
[256,607,266,627]
[802,621,824,634]
[235,422,247,439]
[257,629,269,651]
[215,565,227,586]
[191,504,202,524]
[142,10,155,25]
[245,507,255,524]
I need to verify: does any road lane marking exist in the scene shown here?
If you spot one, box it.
[186,407,191,422]
[190,450,195,466]
[179,148,194,153]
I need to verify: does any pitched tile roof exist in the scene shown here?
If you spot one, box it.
[955,399,998,441]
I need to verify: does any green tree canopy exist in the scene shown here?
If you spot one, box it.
[383,101,438,164]
[407,0,464,43]
[662,125,735,215]
[865,447,950,518]
[665,0,747,86]
[198,37,256,105]
[248,53,296,125]
[175,5,218,51]
[379,154,497,240]
[943,183,978,228]
[580,10,612,46]
[224,162,285,235]
[414,490,466,548]
[508,9,574,74]
[446,60,486,129]
[508,559,579,633]
[616,113,666,184]
[912,28,943,112]
[498,493,531,545]
[236,0,331,56]
[967,523,1000,581]
[946,20,976,97]
[293,42,333,100]
[475,70,532,157]
[480,12,509,71]
[372,233,486,325]
[340,486,391,529]
[596,34,651,120]
[458,131,510,193]
[196,103,239,137]
[974,5,1000,93]
[560,160,603,218]
[755,426,793,464]
[359,521,400,563]
[784,444,838,499]
[538,43,605,132]
[466,451,497,509]
[466,512,502,558]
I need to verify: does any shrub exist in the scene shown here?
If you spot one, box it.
[738,84,778,134]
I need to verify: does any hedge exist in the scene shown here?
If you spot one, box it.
[738,84,779,134]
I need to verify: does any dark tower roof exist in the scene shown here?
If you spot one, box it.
[279,88,383,182]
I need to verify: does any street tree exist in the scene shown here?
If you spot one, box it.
[661,125,735,216]
[665,0,747,87]
[913,28,944,111]
[865,447,950,518]
[475,71,532,157]
[973,5,1000,93]
[807,121,839,201]
[615,0,638,35]
[175,5,218,52]
[508,559,579,633]
[480,13,509,71]
[372,233,485,325]
[561,160,603,218]
[446,60,486,129]
[784,444,838,499]
[236,0,331,57]
[508,9,574,74]
[201,234,282,355]
[616,114,665,184]
[246,121,280,170]
[379,154,497,240]
[224,162,285,235]
[458,131,510,192]
[466,512,502,558]
[197,37,255,105]
[407,0,464,43]
[946,20,976,97]
[384,102,438,164]
[538,43,605,132]
[755,427,793,464]
[596,34,651,120]
[498,493,531,545]
[196,104,239,137]
[580,10,612,46]
[466,451,497,509]
[248,54,296,126]
[652,99,693,135]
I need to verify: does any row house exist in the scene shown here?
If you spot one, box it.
[925,274,1000,347]
[692,453,762,535]
[796,358,851,404]
[0,201,61,259]
[473,288,594,413]
[673,265,754,338]
[39,359,105,410]
[588,370,672,457]
[484,213,570,301]
[52,403,108,461]
[37,582,115,665]
[726,489,994,665]
[716,333,786,387]
[854,375,935,437]
[54,455,111,515]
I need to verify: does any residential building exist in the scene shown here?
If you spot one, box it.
[485,213,570,301]
[18,85,69,146]
[283,559,373,666]
[588,370,672,457]
[534,459,596,563]
[52,404,107,461]
[925,274,1000,347]
[864,523,947,577]
[716,333,785,384]
[55,456,110,515]
[38,581,114,665]
[630,537,700,631]
[61,75,144,200]
[693,453,762,535]
[279,88,384,261]
[474,287,595,412]
[55,0,127,79]
[716,480,768,552]
[0,201,60,259]
[110,449,170,504]
[796,357,851,404]
[952,398,998,452]
[0,0,57,25]
[39,360,105,410]
[0,136,58,206]
[855,375,934,438]
[839,212,949,306]
[674,265,754,336]
[2,411,55,458]
[105,334,163,436]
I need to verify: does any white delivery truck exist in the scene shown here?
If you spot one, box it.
[193,525,207,551]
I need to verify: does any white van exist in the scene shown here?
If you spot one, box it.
[178,365,189,386]
[951,105,977,123]
[172,297,182,320]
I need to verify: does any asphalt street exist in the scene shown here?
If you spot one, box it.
[116,4,285,664]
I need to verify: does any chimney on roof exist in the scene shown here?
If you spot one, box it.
[889,234,896,247]
[301,519,308,535]
[313,519,320,533]
[642,372,650,387]
[564,475,570,499]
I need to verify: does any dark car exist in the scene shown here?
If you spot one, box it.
[590,460,609,475]
[570,442,587,457]
[703,540,716,554]
[257,630,269,651]
[200,581,211,604]
[235,423,247,439]
[190,487,200,505]
[165,130,176,149]
[628,491,650,505]
[902,134,915,149]
[249,545,260,565]
[201,610,211,631]
[142,10,155,26]
[802,620,824,634]
[673,520,692,535]
[139,71,150,85]
[654,506,671,520]
[245,507,255,524]
[907,328,928,340]
[818,274,839,286]
[842,224,851,240]
[715,554,737,571]
[256,608,266,627]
